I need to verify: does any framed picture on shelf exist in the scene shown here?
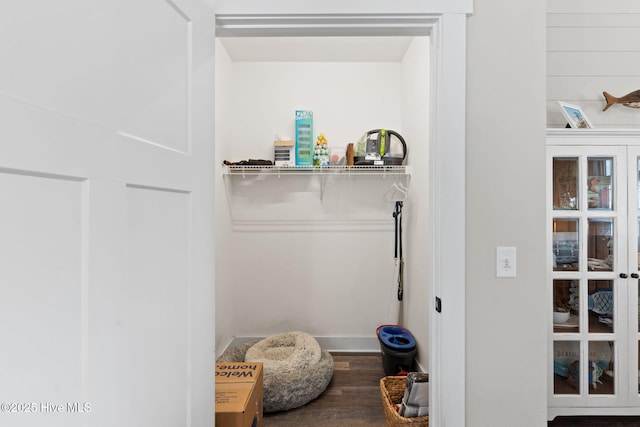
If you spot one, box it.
[558,101,593,129]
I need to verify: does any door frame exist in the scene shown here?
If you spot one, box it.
[214,12,467,426]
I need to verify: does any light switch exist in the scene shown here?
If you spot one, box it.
[496,246,517,278]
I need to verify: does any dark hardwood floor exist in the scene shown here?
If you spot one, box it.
[261,352,640,427]
[263,352,387,427]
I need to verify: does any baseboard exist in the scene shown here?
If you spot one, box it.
[219,335,427,373]
[222,335,381,355]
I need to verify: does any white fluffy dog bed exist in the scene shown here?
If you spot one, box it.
[217,332,334,413]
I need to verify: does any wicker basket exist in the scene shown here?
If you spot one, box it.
[380,376,429,427]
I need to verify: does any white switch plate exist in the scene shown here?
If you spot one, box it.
[496,246,517,277]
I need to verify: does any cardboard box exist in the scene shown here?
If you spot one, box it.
[274,140,295,167]
[295,110,313,167]
[215,362,263,427]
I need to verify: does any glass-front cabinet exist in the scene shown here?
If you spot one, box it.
[548,130,640,418]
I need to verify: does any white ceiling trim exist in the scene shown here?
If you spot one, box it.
[215,14,435,62]
[215,14,437,37]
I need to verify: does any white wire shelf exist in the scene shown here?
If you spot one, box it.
[223,164,411,177]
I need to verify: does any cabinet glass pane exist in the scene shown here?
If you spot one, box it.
[588,280,614,333]
[637,217,640,271]
[588,341,614,395]
[637,157,640,210]
[587,218,613,272]
[553,279,579,332]
[553,157,578,210]
[554,341,580,395]
[588,157,613,210]
[554,218,579,271]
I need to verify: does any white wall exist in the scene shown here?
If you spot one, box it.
[214,39,236,351]
[467,0,548,425]
[400,37,431,370]
[227,61,403,160]
[547,1,640,127]
[214,39,430,354]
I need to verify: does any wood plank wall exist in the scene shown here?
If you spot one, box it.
[547,1,640,128]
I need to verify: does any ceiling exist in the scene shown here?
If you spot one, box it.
[218,36,420,62]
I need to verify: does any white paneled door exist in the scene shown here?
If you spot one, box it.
[0,1,215,427]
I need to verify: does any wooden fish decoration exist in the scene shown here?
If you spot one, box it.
[603,90,640,111]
